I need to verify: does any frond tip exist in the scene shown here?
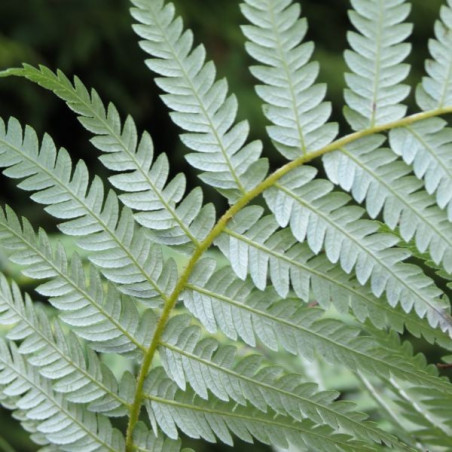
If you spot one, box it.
[344,0,412,130]
[416,0,452,110]
[130,0,268,201]
[241,0,338,159]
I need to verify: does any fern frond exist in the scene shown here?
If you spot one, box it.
[183,266,452,399]
[241,0,338,159]
[0,273,129,413]
[389,118,452,221]
[0,339,125,451]
[344,0,412,130]
[219,195,451,335]
[0,205,149,355]
[0,0,451,449]
[185,258,452,351]
[143,367,378,452]
[1,65,216,249]
[416,0,452,111]
[158,314,398,447]
[386,0,452,222]
[130,0,268,201]
[0,118,176,305]
[323,134,452,272]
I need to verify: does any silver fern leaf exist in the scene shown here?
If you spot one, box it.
[0,0,451,450]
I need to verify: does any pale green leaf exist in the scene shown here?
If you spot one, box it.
[416,0,452,110]
[241,0,338,159]
[389,118,452,221]
[0,340,125,451]
[158,315,398,447]
[0,118,173,306]
[143,368,377,452]
[130,0,268,201]
[1,65,216,249]
[323,135,452,273]
[344,0,412,129]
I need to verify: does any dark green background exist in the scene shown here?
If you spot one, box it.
[0,0,445,450]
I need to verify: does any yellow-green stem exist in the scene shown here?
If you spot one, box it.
[124,107,452,450]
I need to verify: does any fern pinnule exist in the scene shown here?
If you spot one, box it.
[183,265,452,406]
[216,199,452,336]
[0,117,176,305]
[344,0,412,130]
[158,315,399,446]
[1,65,217,249]
[323,134,452,272]
[389,118,452,222]
[241,0,338,159]
[416,0,452,111]
[185,258,452,351]
[0,273,127,410]
[130,0,268,202]
[0,340,125,451]
[143,367,377,452]
[0,205,150,355]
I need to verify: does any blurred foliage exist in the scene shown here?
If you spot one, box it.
[0,0,447,450]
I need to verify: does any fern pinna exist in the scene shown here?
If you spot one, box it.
[0,0,451,450]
